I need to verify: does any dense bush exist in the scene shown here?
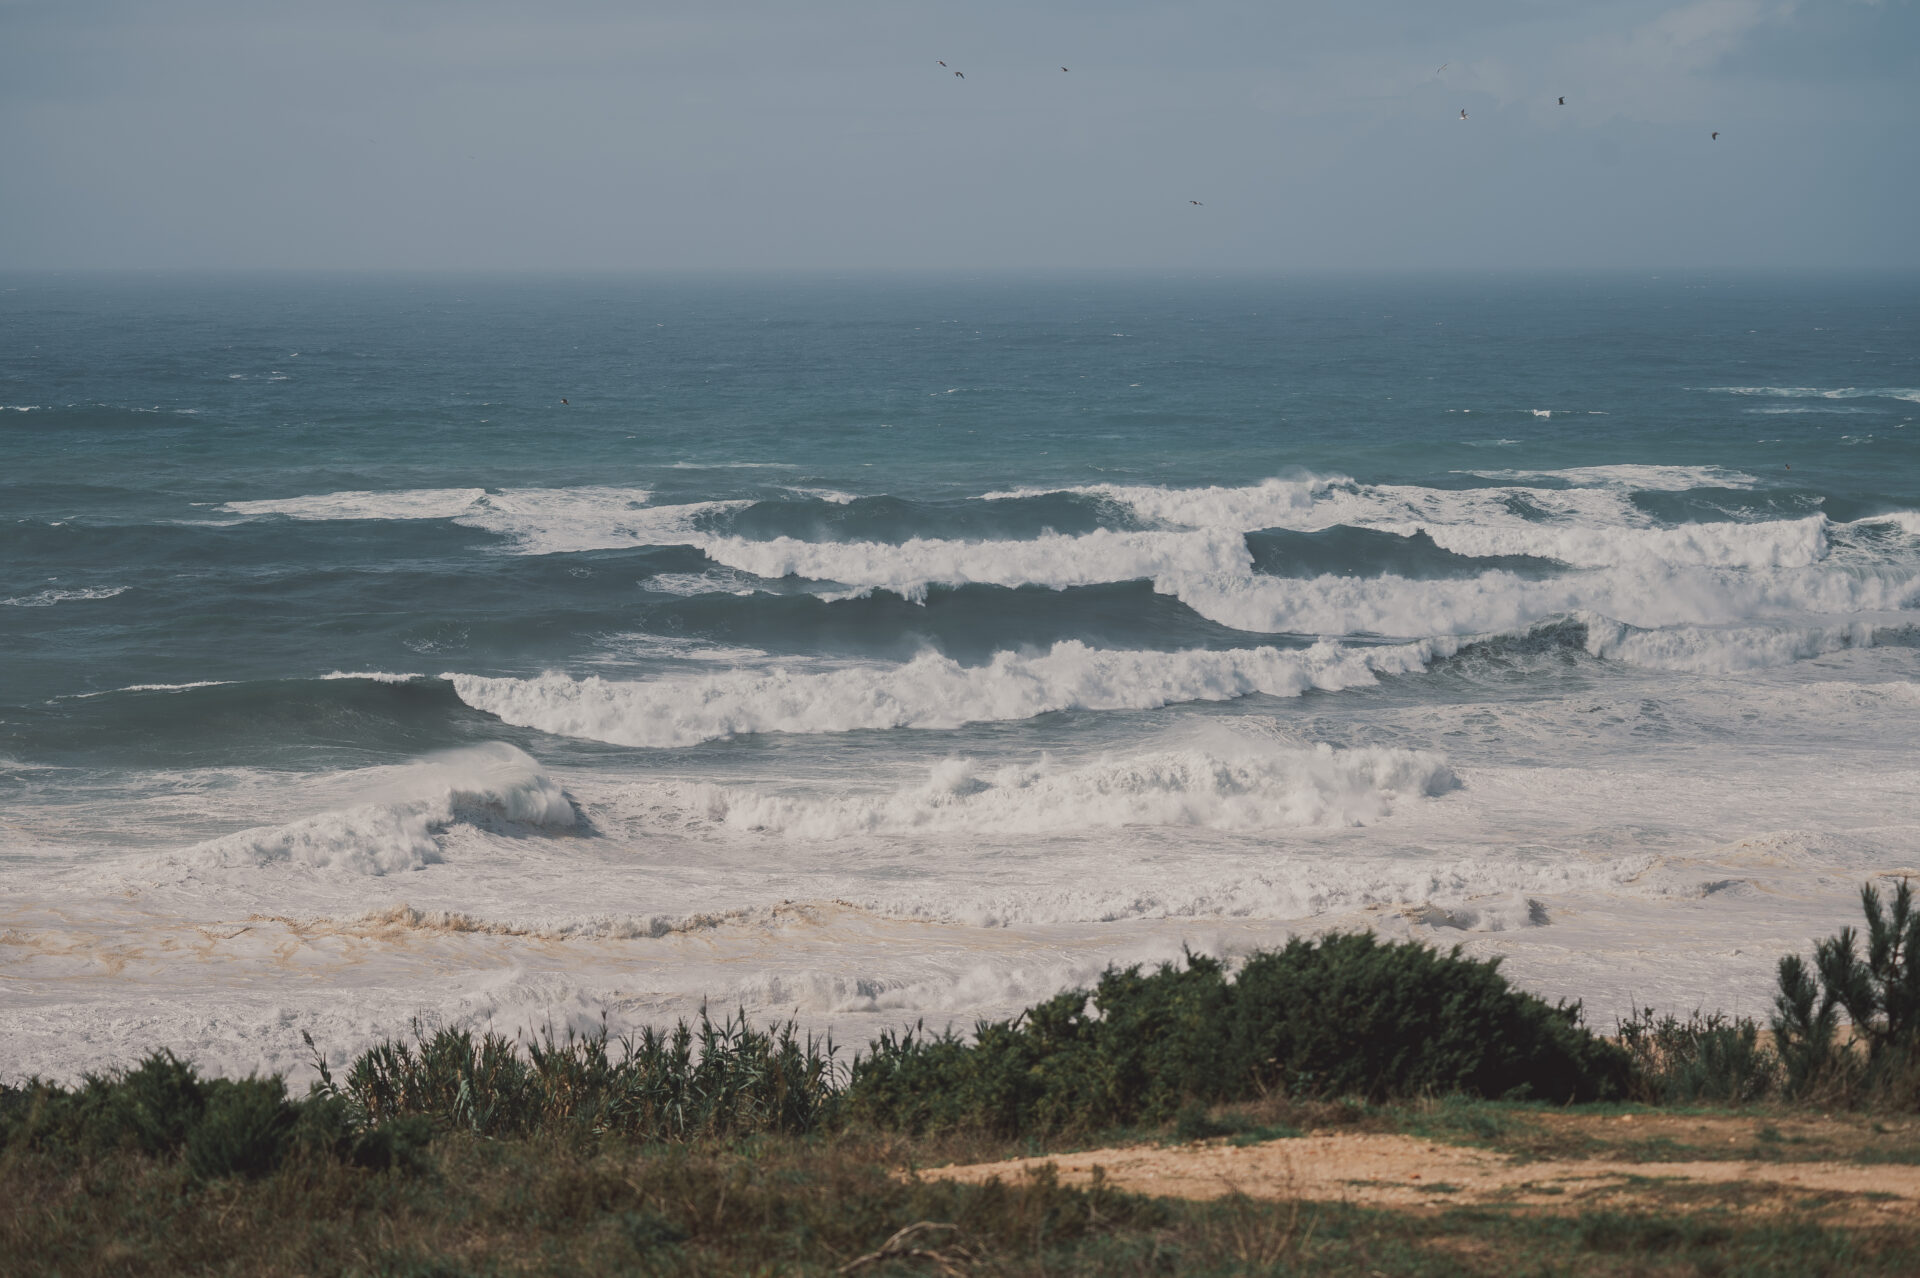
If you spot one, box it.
[0,1052,379,1179]
[846,934,1629,1136]
[1619,1007,1777,1104]
[1225,933,1623,1103]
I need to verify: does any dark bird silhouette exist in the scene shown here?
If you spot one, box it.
[1460,109,1468,120]
[937,61,946,67]
[954,71,964,78]
[1190,200,1203,206]
[1062,67,1069,72]
[1712,131,1719,140]
[1436,63,1448,73]
[1558,96,1566,105]
[560,399,569,405]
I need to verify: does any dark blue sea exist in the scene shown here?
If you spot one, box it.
[3,271,1917,1078]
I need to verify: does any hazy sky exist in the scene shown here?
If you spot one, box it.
[3,0,1915,270]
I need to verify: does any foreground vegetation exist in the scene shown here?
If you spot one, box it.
[9,1122,1920,1277]
[7,896,1920,1274]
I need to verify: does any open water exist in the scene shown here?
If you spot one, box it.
[3,271,1917,1079]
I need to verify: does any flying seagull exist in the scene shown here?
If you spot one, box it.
[1460,108,1468,120]
[1062,67,1069,72]
[1558,96,1566,105]
[1712,131,1719,140]
[937,61,946,67]
[1190,200,1203,206]
[1436,63,1448,73]
[954,71,964,78]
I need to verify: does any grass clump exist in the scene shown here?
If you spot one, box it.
[846,934,1628,1136]
[337,1006,838,1141]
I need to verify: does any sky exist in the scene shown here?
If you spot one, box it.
[2,0,1915,271]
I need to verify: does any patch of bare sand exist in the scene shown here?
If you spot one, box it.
[920,1132,1920,1217]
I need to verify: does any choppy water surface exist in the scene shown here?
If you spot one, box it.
[3,272,1916,1079]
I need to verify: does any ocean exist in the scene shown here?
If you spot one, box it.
[2,270,1916,1081]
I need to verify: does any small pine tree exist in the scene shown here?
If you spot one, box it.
[1773,880,1920,1098]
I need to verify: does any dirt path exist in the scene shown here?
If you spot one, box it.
[920,1132,1920,1215]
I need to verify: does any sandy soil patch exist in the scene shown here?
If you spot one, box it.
[920,1131,1920,1216]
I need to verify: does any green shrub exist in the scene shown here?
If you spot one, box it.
[1223,933,1624,1104]
[87,1051,208,1156]
[846,934,1628,1136]
[1619,1006,1778,1104]
[184,1076,298,1179]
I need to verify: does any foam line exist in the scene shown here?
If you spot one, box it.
[681,742,1460,837]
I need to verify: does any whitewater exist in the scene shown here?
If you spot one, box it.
[2,271,1917,1082]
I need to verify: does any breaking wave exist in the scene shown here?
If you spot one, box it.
[1163,562,1920,639]
[445,640,1444,748]
[174,744,578,875]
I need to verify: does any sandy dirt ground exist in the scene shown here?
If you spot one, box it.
[920,1125,1920,1218]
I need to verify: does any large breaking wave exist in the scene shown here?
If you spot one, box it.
[168,743,578,876]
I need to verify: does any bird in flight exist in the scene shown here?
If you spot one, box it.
[1190,200,1203,206]
[1436,63,1448,73]
[1459,109,1468,120]
[1558,96,1566,105]
[1062,67,1069,72]
[937,61,946,67]
[1712,131,1719,140]
[954,71,964,78]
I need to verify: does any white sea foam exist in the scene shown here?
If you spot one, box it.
[1746,406,1882,416]
[321,671,424,683]
[1851,511,1920,538]
[990,474,1655,544]
[173,744,577,876]
[452,488,748,555]
[209,479,1918,676]
[682,743,1459,838]
[222,488,490,521]
[642,571,758,597]
[63,675,236,698]
[1,586,128,607]
[220,485,748,556]
[700,527,1252,599]
[445,640,1444,748]
[1416,515,1828,570]
[1580,616,1889,674]
[1705,386,1920,405]
[1467,465,1758,491]
[1164,564,1920,640]
[784,486,861,504]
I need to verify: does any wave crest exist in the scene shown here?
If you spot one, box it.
[446,640,1442,748]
